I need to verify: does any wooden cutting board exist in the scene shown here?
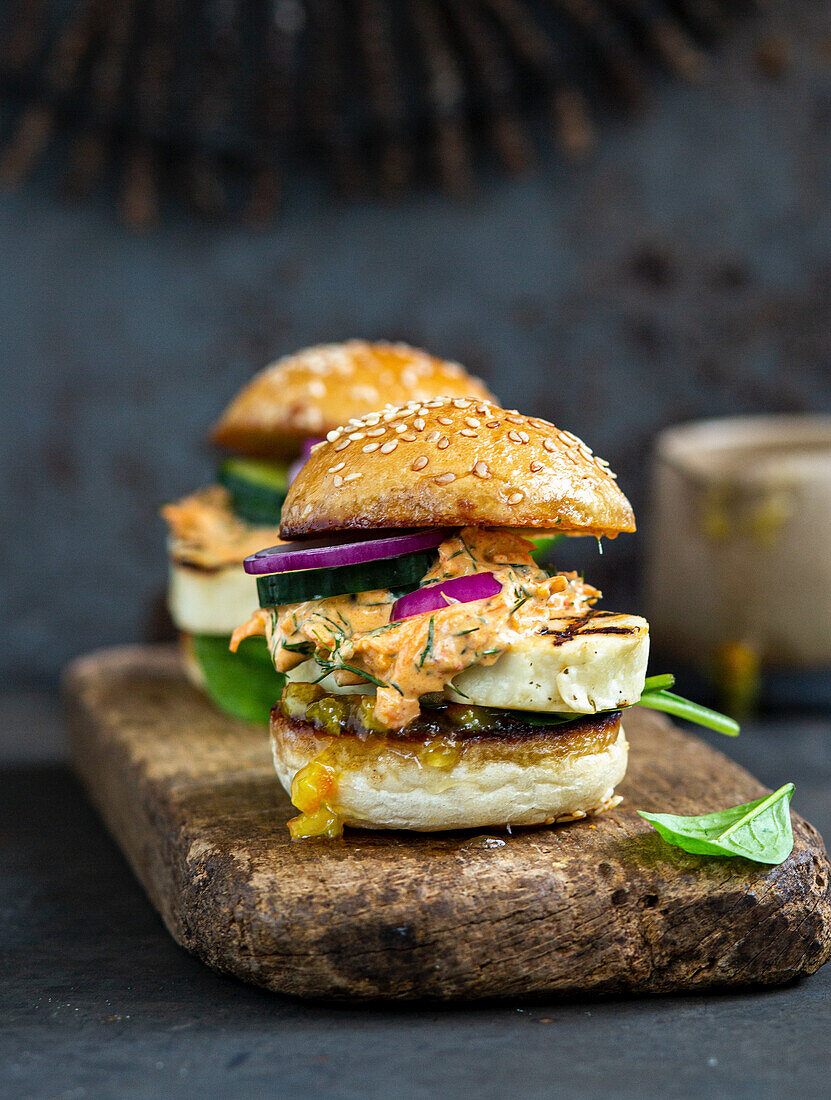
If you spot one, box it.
[64,645,831,1001]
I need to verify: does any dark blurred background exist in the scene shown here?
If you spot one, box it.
[1,0,830,687]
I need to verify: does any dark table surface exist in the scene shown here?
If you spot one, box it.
[2,688,831,1100]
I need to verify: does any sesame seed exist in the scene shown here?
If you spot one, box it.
[506,415,523,424]
[426,430,440,443]
[366,427,385,437]
[344,472,362,482]
[362,442,379,453]
[435,472,456,484]
[333,475,343,487]
[473,461,490,478]
[529,461,543,473]
[364,412,381,425]
[395,423,408,434]
[329,462,345,472]
[485,419,500,429]
[334,439,350,451]
[464,417,480,429]
[424,398,444,407]
[380,440,398,454]
[453,399,471,408]
[459,428,478,437]
[326,430,340,443]
[507,491,524,505]
[349,432,365,441]
[400,431,418,442]
[518,431,529,443]
[508,431,522,443]
[414,418,426,431]
[437,436,450,449]
[543,438,557,452]
[437,416,453,425]
[412,456,429,471]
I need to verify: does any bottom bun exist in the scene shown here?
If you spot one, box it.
[271,709,627,833]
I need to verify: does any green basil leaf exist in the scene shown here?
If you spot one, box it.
[638,783,795,865]
[642,673,675,692]
[530,533,564,566]
[191,633,285,725]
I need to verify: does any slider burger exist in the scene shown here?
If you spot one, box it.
[162,341,494,722]
[232,397,651,839]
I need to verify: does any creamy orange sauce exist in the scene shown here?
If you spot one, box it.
[162,486,283,569]
[234,527,599,730]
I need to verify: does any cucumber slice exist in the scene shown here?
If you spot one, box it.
[218,457,289,526]
[257,548,436,606]
[192,633,285,725]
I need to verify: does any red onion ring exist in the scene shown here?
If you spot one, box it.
[287,437,323,485]
[244,528,449,575]
[391,572,502,621]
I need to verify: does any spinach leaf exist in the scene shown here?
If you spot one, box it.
[638,687,740,736]
[638,783,795,865]
[192,633,285,725]
[503,674,739,737]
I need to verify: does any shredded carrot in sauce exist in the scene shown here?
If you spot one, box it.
[232,527,600,730]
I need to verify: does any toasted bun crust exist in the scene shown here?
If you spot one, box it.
[211,341,495,458]
[271,711,627,831]
[280,398,635,538]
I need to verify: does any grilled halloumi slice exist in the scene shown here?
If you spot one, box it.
[447,611,649,714]
[168,561,260,636]
[287,611,649,717]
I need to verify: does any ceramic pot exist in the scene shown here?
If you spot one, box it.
[645,415,831,708]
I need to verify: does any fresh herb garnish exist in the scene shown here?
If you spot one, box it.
[418,617,435,669]
[311,654,388,690]
[638,784,795,865]
[458,533,478,566]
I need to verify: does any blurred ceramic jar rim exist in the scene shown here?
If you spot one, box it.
[645,414,831,674]
[654,414,831,484]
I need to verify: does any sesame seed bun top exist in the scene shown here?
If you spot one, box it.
[280,398,635,539]
[211,341,495,459]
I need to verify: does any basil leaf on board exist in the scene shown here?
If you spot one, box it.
[638,783,795,865]
[191,633,286,725]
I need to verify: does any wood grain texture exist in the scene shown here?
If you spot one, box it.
[64,645,831,1001]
